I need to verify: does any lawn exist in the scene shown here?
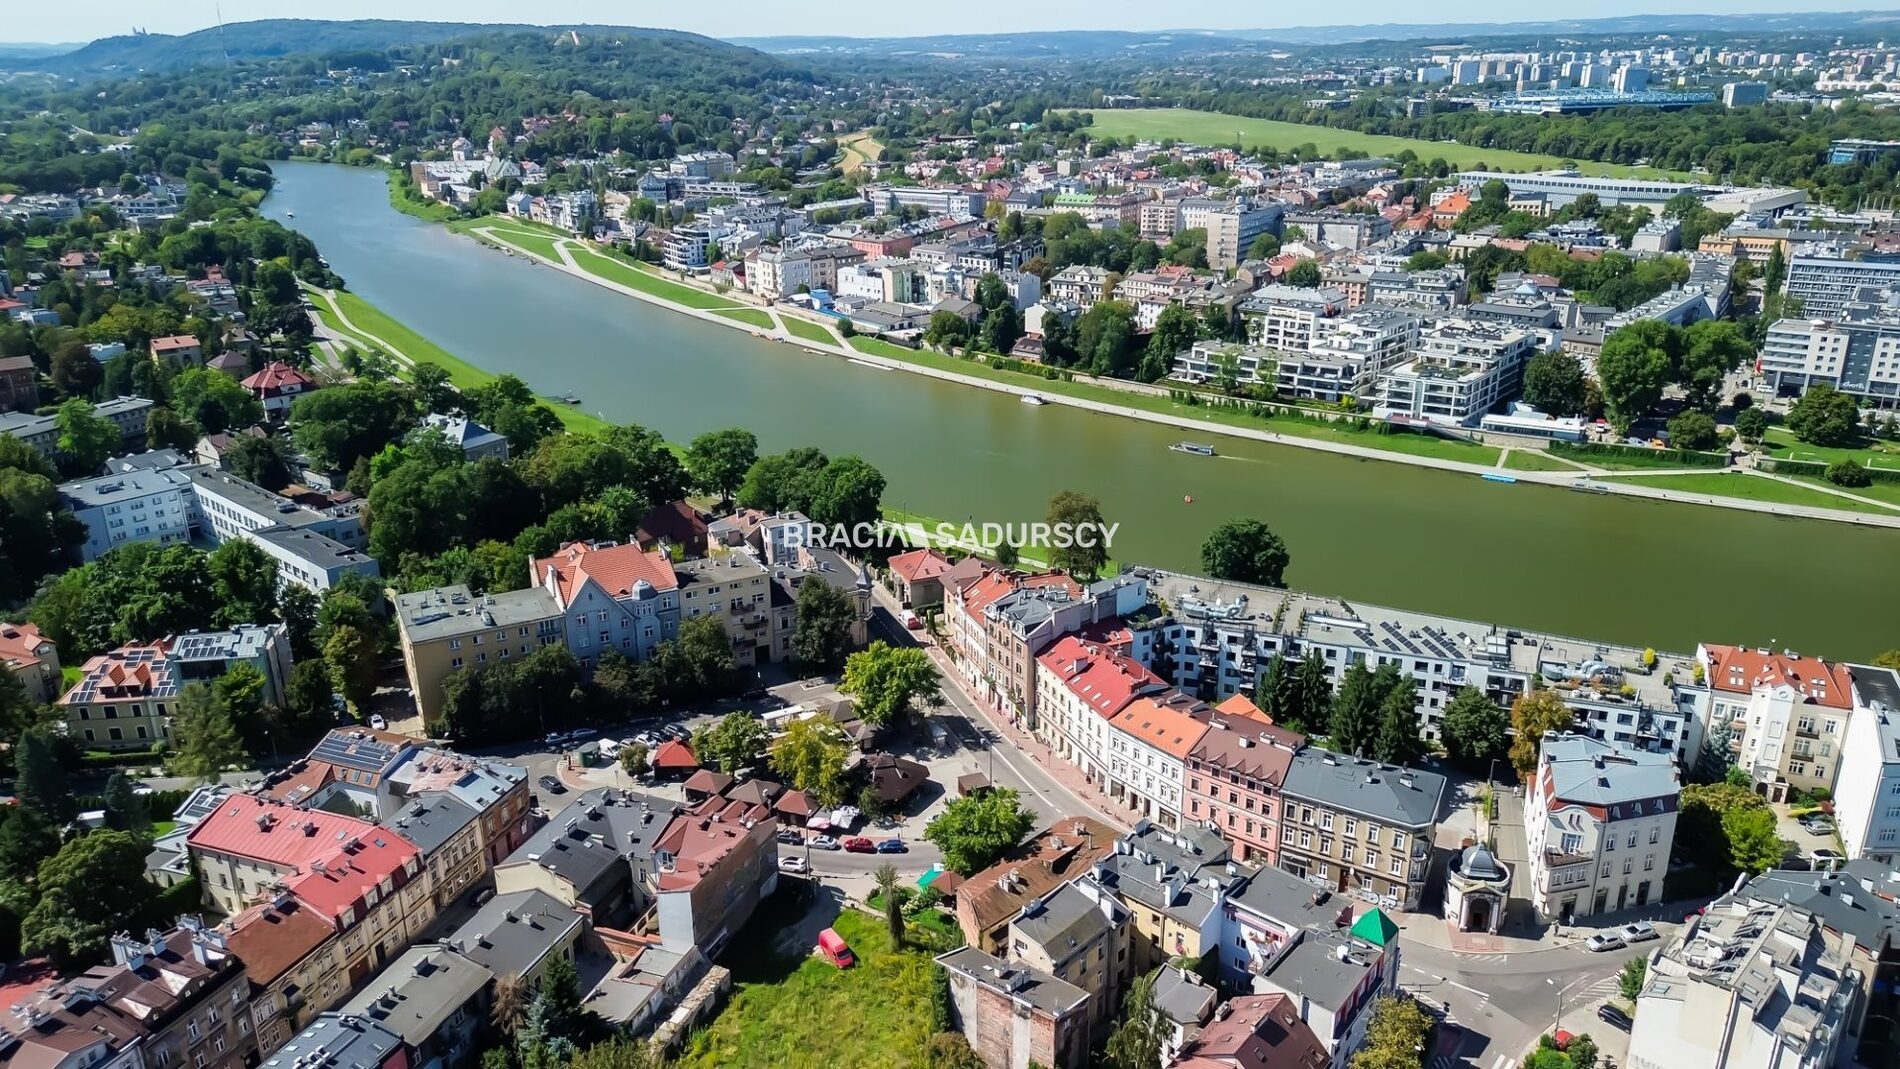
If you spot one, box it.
[1083,109,1678,177]
[714,308,776,330]
[564,246,748,311]
[676,909,943,1069]
[1761,427,1900,471]
[782,315,840,345]
[1787,475,1900,510]
[1608,472,1898,515]
[1503,449,1589,472]
[846,337,1499,465]
[470,223,566,262]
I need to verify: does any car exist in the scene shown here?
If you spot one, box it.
[741,686,768,700]
[817,927,855,968]
[632,733,661,749]
[1596,1005,1633,1031]
[809,836,841,850]
[1801,817,1834,833]
[1619,922,1659,943]
[842,837,877,854]
[779,855,809,874]
[776,829,804,845]
[537,774,566,795]
[368,714,387,731]
[901,610,922,630]
[543,732,570,749]
[662,725,692,741]
[876,838,908,853]
[569,728,598,741]
[1812,848,1846,867]
[1586,933,1626,952]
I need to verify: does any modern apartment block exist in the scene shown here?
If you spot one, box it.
[675,551,777,668]
[395,584,565,723]
[1181,198,1285,269]
[1785,253,1900,318]
[1831,663,1900,863]
[1698,643,1852,800]
[1276,751,1447,911]
[1524,734,1680,921]
[1239,286,1346,351]
[1761,298,1900,407]
[1375,319,1535,427]
[1286,307,1422,402]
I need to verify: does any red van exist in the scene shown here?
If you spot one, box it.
[817,927,855,968]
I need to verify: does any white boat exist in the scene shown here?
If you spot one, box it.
[1021,394,1048,406]
[285,210,295,218]
[1170,441,1216,456]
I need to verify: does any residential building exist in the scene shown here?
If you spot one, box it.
[1152,967,1219,1064]
[1722,82,1770,107]
[338,945,492,1069]
[493,787,673,926]
[1375,320,1536,427]
[395,584,565,723]
[61,462,200,558]
[59,642,179,752]
[171,623,294,707]
[1698,643,1852,800]
[1036,637,1172,807]
[2,395,152,455]
[259,1014,406,1069]
[1283,211,1391,253]
[1832,664,1900,862]
[422,414,510,462]
[957,818,1121,954]
[1785,254,1900,319]
[1630,898,1856,1069]
[1367,269,1464,311]
[533,540,681,667]
[224,897,347,1052]
[151,334,204,366]
[1182,199,1286,269]
[651,795,779,956]
[1239,287,1346,351]
[186,794,378,915]
[0,354,37,413]
[1761,299,1900,408]
[944,567,1148,729]
[675,551,776,668]
[386,793,485,912]
[1524,733,1680,922]
[451,888,586,991]
[1170,341,1278,388]
[242,362,316,418]
[1168,992,1330,1069]
[633,501,709,559]
[1186,697,1305,864]
[1105,692,1211,827]
[887,547,982,609]
[936,946,1091,1069]
[1093,822,1235,971]
[1006,877,1132,1042]
[1285,308,1421,402]
[1277,751,1447,910]
[1048,266,1113,309]
[282,823,434,991]
[868,185,985,217]
[0,621,61,703]
[1247,912,1400,1069]
[184,466,378,595]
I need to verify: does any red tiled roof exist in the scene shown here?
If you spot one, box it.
[0,623,51,672]
[150,334,199,352]
[534,541,679,605]
[959,569,1080,616]
[654,810,762,891]
[1215,693,1270,723]
[1171,993,1328,1069]
[653,739,698,769]
[888,548,953,584]
[241,361,313,391]
[1039,636,1165,721]
[284,830,420,922]
[223,900,336,985]
[185,795,376,869]
[1701,644,1851,708]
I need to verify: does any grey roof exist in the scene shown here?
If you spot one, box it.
[500,787,676,893]
[108,449,190,473]
[396,584,562,643]
[1258,929,1379,1011]
[184,466,328,528]
[444,759,527,814]
[1230,863,1354,931]
[422,414,507,452]
[248,525,371,570]
[1282,750,1446,829]
[339,945,492,1047]
[262,1013,406,1069]
[59,463,199,508]
[451,888,584,979]
[383,793,480,855]
[171,624,285,665]
[1153,966,1218,1027]
[1738,861,1900,955]
[935,946,1089,1017]
[1850,663,1900,716]
[1012,881,1121,966]
[1539,733,1679,806]
[312,728,411,775]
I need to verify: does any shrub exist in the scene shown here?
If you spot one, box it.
[1827,459,1873,488]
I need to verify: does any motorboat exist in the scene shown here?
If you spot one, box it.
[1170,441,1215,456]
[1021,394,1048,406]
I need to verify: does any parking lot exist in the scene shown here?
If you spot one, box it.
[1776,805,1845,867]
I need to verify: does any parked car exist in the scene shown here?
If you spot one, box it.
[1586,932,1626,952]
[1596,1005,1633,1031]
[1812,848,1846,868]
[776,829,804,845]
[662,724,692,741]
[810,835,841,850]
[817,927,854,968]
[876,838,908,854]
[368,714,387,731]
[842,837,877,854]
[779,855,809,874]
[569,728,598,740]
[542,732,570,749]
[537,774,566,795]
[901,610,922,630]
[1619,922,1659,943]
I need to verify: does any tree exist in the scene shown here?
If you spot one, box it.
[170,367,263,434]
[1350,997,1434,1069]
[1874,649,1900,672]
[1141,304,1199,384]
[22,831,154,969]
[1441,687,1508,767]
[1248,233,1281,260]
[875,862,904,947]
[54,399,118,475]
[224,435,294,491]
[1786,384,1862,447]
[491,973,529,1035]
[692,712,768,773]
[0,808,59,914]
[1666,410,1719,451]
[1618,957,1648,1002]
[292,381,415,473]
[145,407,198,452]
[100,771,151,835]
[1045,489,1109,579]
[1257,652,1299,728]
[324,624,379,716]
[1678,321,1753,411]
[1723,805,1787,874]
[1521,351,1587,417]
[791,570,856,671]
[1295,655,1333,735]
[1734,406,1769,443]
[1073,300,1138,376]
[1509,690,1577,781]
[770,719,853,805]
[1285,260,1322,288]
[50,343,103,399]
[1372,670,1423,766]
[924,310,973,351]
[1104,970,1171,1069]
[1763,244,1786,295]
[841,641,941,727]
[14,730,72,823]
[1596,321,1679,434]
[925,1034,988,1069]
[923,787,1035,875]
[686,428,758,505]
[208,538,278,627]
[169,682,248,783]
[567,1039,666,1069]
[1200,518,1291,587]
[1827,459,1873,488]
[1329,662,1382,757]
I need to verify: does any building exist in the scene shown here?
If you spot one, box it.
[1722,82,1770,107]
[936,946,1091,1069]
[1239,287,1346,351]
[1630,898,1855,1069]
[1828,138,1900,166]
[385,793,485,912]
[185,794,378,914]
[282,827,433,996]
[1831,664,1900,863]
[451,888,585,991]
[651,796,779,956]
[394,584,565,723]
[1181,199,1285,269]
[59,642,180,751]
[1048,266,1113,309]
[224,897,348,1052]
[1006,877,1132,1042]
[1523,733,1680,922]
[887,547,981,609]
[338,945,492,1069]
[259,1014,407,1069]
[1760,300,1900,408]
[1277,751,1447,910]
[0,621,61,703]
[1105,692,1211,828]
[61,462,200,558]
[1375,320,1536,428]
[1245,912,1400,1069]
[1185,697,1305,865]
[1093,822,1235,971]
[1036,637,1173,813]
[1170,341,1278,388]
[1286,308,1421,402]
[1698,643,1853,800]
[171,623,294,707]
[492,787,673,926]
[0,354,37,413]
[242,362,316,418]
[674,551,776,668]
[532,540,681,668]
[1785,254,1900,319]
[422,415,509,462]
[150,334,204,366]
[945,568,1148,729]
[956,818,1121,954]
[1168,992,1330,1069]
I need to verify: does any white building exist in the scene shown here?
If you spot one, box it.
[61,464,199,558]
[1760,300,1900,409]
[1375,320,1535,427]
[1697,644,1853,801]
[1523,733,1680,921]
[1170,340,1277,387]
[1034,636,1172,812]
[1785,254,1900,319]
[1180,198,1285,269]
[1832,663,1900,863]
[1239,287,1347,352]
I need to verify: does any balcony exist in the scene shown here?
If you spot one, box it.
[1794,723,1820,740]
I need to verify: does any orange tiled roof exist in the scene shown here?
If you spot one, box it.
[535,541,679,605]
[1702,644,1851,708]
[1111,694,1211,759]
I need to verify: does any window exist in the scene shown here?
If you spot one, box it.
[1299,831,1312,848]
[1644,855,1655,871]
[1649,827,1660,844]
[1321,812,1334,830]
[1343,818,1357,837]
[1626,833,1636,848]
[1623,858,1633,875]
[1601,863,1611,878]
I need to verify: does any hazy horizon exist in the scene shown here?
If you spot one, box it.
[0,0,1886,46]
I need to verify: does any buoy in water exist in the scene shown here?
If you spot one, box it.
[1183,495,1194,504]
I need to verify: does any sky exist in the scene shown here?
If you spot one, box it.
[0,0,1880,44]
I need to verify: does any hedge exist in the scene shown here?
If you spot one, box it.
[1759,456,1900,484]
[1549,440,1728,467]
[79,747,169,769]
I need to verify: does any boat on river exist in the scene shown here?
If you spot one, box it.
[560,393,581,405]
[1021,394,1048,406]
[1481,473,1517,484]
[1170,442,1216,456]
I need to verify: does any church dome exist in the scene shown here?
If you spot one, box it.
[1460,843,1506,881]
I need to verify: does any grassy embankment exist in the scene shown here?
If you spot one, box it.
[1605,472,1900,515]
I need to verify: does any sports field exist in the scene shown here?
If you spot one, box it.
[1084,109,1674,177]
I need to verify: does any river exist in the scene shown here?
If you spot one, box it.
[262,161,1896,659]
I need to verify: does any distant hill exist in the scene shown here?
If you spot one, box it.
[7,19,764,76]
[733,9,1900,56]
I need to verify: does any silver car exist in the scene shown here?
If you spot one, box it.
[1586,932,1626,952]
[1619,922,1659,943]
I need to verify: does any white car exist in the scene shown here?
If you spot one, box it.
[1586,932,1626,952]
[1619,922,1659,943]
[779,855,809,874]
[368,714,387,731]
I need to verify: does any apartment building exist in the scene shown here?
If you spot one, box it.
[1182,199,1285,269]
[1277,751,1447,910]
[1831,664,1900,863]
[1239,286,1346,351]
[745,240,865,298]
[957,818,1121,955]
[936,947,1091,1069]
[284,826,435,991]
[0,354,37,414]
[1376,319,1535,427]
[1247,915,1399,1069]
[241,362,316,418]
[1185,698,1305,865]
[1699,643,1852,800]
[224,897,347,1053]
[1761,299,1900,407]
[1524,734,1680,921]
[338,945,492,1069]
[1048,265,1114,309]
[1366,269,1464,311]
[395,584,565,722]
[186,795,379,915]
[532,540,681,668]
[171,623,294,707]
[0,621,61,703]
[151,334,205,365]
[944,568,1148,730]
[652,795,779,956]
[1105,692,1211,828]
[385,793,485,912]
[1036,636,1171,803]
[259,1014,406,1069]
[59,642,179,751]
[1170,340,1278,387]
[493,787,672,925]
[1092,823,1235,972]
[1007,877,1133,1044]
[60,463,198,557]
[422,414,509,462]
[1283,307,1421,402]
[1283,211,1391,253]
[1785,253,1900,318]
[675,551,776,667]
[1168,993,1330,1069]
[1,395,152,456]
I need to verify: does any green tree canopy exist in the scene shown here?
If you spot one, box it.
[841,641,941,727]
[923,787,1035,875]
[1200,518,1291,587]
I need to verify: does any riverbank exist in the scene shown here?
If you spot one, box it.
[451,215,1900,531]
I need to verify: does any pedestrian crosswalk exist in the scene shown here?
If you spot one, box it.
[1428,1052,1521,1069]
[1455,952,1508,966]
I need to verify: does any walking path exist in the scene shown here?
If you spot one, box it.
[456,220,1900,529]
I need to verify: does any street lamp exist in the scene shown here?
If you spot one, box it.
[1547,975,1587,1037]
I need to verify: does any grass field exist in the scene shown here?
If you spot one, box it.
[1787,475,1900,510]
[839,131,884,174]
[676,910,940,1069]
[1608,472,1896,515]
[715,308,776,329]
[783,316,839,345]
[1083,109,1676,177]
[563,246,749,311]
[1762,427,1900,471]
[1503,449,1588,472]
[472,223,566,262]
